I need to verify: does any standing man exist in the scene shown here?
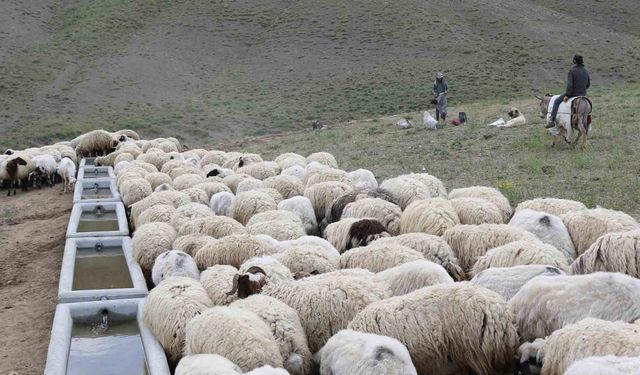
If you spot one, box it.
[432,72,449,123]
[546,54,590,128]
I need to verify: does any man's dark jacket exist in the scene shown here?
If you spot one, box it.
[565,64,590,97]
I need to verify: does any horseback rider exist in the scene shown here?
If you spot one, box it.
[432,72,448,122]
[546,54,591,128]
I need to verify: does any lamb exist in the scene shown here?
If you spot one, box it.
[400,198,460,236]
[348,282,519,375]
[470,240,570,277]
[342,169,378,191]
[195,235,276,269]
[152,250,200,286]
[323,218,389,253]
[518,319,640,375]
[173,234,217,257]
[277,196,318,235]
[132,222,178,273]
[231,190,278,225]
[315,329,417,375]
[515,197,587,216]
[74,129,118,157]
[303,181,353,221]
[509,208,576,262]
[210,191,236,217]
[509,272,640,342]
[245,210,307,241]
[377,259,454,296]
[448,186,512,223]
[231,295,313,375]
[342,198,402,236]
[169,203,215,230]
[1,156,31,195]
[571,229,640,277]
[449,197,503,225]
[561,207,639,255]
[200,265,240,306]
[263,175,304,199]
[470,265,565,300]
[565,356,640,375]
[177,216,247,238]
[442,224,538,274]
[339,242,424,273]
[142,277,213,363]
[56,157,76,194]
[379,176,432,210]
[184,306,284,372]
[29,154,57,187]
[306,152,338,168]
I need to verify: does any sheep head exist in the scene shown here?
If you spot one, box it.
[226,266,267,299]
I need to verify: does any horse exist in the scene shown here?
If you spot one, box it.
[537,94,592,150]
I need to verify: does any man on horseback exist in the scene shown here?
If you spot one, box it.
[432,72,448,123]
[546,54,590,128]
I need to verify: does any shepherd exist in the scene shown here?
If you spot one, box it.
[432,72,449,123]
[546,55,590,128]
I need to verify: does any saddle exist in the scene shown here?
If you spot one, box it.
[570,97,593,129]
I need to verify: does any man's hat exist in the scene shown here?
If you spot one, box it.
[436,72,444,79]
[573,55,584,65]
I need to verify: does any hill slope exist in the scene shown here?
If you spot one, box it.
[1,0,639,148]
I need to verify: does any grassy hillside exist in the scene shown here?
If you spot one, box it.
[1,0,639,149]
[226,84,640,219]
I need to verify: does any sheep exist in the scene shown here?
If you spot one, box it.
[315,329,417,375]
[277,236,340,258]
[193,181,231,199]
[470,240,570,277]
[169,203,215,230]
[342,169,378,191]
[400,198,460,236]
[170,166,204,180]
[137,150,171,170]
[324,191,359,225]
[178,216,247,238]
[174,173,205,191]
[158,140,179,153]
[152,250,200,286]
[246,210,307,241]
[277,196,318,236]
[263,175,304,199]
[509,208,577,262]
[562,207,640,255]
[341,198,401,236]
[56,157,76,194]
[175,353,242,375]
[199,264,240,306]
[572,229,640,277]
[200,150,228,166]
[231,190,278,225]
[305,167,347,187]
[510,272,640,342]
[470,265,565,300]
[137,204,177,227]
[253,188,283,204]
[449,197,503,225]
[236,177,264,193]
[405,173,447,197]
[231,295,312,375]
[1,156,31,195]
[120,178,153,207]
[281,165,306,182]
[74,129,118,157]
[155,183,174,192]
[565,356,640,375]
[223,153,264,170]
[306,152,338,168]
[378,176,432,210]
[377,259,454,296]
[29,154,57,187]
[210,191,236,217]
[273,245,339,275]
[340,242,425,273]
[369,233,466,280]
[448,186,512,223]
[130,160,159,173]
[237,162,278,180]
[184,306,284,372]
[238,256,294,284]
[515,197,587,217]
[182,187,210,205]
[348,282,519,375]
[132,222,178,273]
[442,224,538,274]
[274,152,306,170]
[195,235,276,269]
[519,319,640,375]
[323,218,389,253]
[304,181,353,221]
[142,277,213,363]
[233,269,390,353]
[172,234,217,257]
[144,172,173,191]
[130,190,192,227]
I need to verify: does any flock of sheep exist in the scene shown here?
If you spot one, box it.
[4,128,640,375]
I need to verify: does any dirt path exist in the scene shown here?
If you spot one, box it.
[0,186,72,375]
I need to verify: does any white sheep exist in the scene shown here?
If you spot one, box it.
[449,197,503,225]
[470,240,570,277]
[304,181,353,221]
[231,190,278,225]
[237,162,278,180]
[343,169,378,191]
[377,259,454,296]
[273,245,339,275]
[339,242,424,273]
[448,186,512,223]
[120,178,153,207]
[56,157,76,193]
[176,354,290,375]
[195,235,276,269]
[565,355,640,375]
[238,255,294,285]
[276,236,340,258]
[246,210,307,241]
[400,198,460,236]
[562,207,639,255]
[379,175,432,210]
[470,265,565,300]
[315,329,417,375]
[209,191,236,217]
[173,234,217,256]
[30,154,58,187]
[342,198,402,236]
[236,177,264,193]
[144,172,173,191]
[74,129,118,157]
[515,197,587,216]
[323,218,389,253]
[348,282,519,375]
[571,229,640,277]
[152,250,200,286]
[177,216,247,238]
[132,222,178,273]
[263,175,304,199]
[200,265,239,306]
[277,196,318,236]
[274,152,306,170]
[281,165,306,182]
[306,152,338,168]
[509,208,576,262]
[130,190,192,227]
[169,203,215,230]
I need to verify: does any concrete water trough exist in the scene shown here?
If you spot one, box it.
[78,157,97,167]
[59,237,147,303]
[67,202,129,238]
[44,298,170,375]
[72,178,120,203]
[77,165,115,180]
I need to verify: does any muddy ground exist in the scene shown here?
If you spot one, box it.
[0,186,72,375]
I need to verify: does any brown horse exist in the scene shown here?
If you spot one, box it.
[537,95,592,150]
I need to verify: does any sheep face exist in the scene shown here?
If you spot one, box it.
[347,219,390,250]
[227,266,268,298]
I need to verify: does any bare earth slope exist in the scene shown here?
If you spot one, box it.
[1,0,639,149]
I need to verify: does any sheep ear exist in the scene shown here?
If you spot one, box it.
[539,215,551,226]
[226,274,240,296]
[310,270,319,275]
[246,266,266,275]
[373,347,394,362]
[16,157,27,166]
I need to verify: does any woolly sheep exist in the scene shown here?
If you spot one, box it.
[342,198,401,236]
[348,282,519,375]
[142,277,213,363]
[306,152,338,168]
[510,272,640,342]
[120,178,153,207]
[253,188,283,204]
[178,216,247,238]
[174,173,205,191]
[152,250,200,285]
[246,211,307,241]
[562,207,640,255]
[137,150,171,170]
[169,203,215,230]
[305,167,347,188]
[175,353,242,375]
[470,240,570,277]
[56,157,76,194]
[369,233,465,281]
[442,224,538,274]
[193,181,231,199]
[400,198,460,236]
[379,176,432,210]
[182,187,210,205]
[132,222,178,273]
[137,204,177,227]
[184,306,284,371]
[509,208,576,262]
[113,161,130,176]
[210,191,236,217]
[448,186,512,223]
[173,234,217,257]
[340,242,424,273]
[273,245,339,275]
[405,173,447,197]
[223,153,264,170]
[200,265,239,306]
[277,196,318,235]
[130,190,192,227]
[572,229,640,277]
[237,162,277,180]
[238,255,294,284]
[565,356,640,375]
[323,218,389,253]
[315,329,417,375]
[155,183,174,192]
[236,177,264,193]
[231,295,312,375]
[324,191,359,225]
[159,140,179,153]
[277,236,340,258]
[129,160,159,173]
[231,190,278,225]
[342,169,378,191]
[281,165,305,182]
[200,150,228,166]
[470,265,565,300]
[223,173,253,193]
[515,197,587,216]
[145,172,173,190]
[1,155,33,195]
[377,259,454,296]
[161,159,185,174]
[74,129,118,157]
[263,175,304,199]
[304,181,352,221]
[449,197,503,225]
[195,235,276,269]
[30,154,57,187]
[275,153,306,170]
[170,166,204,180]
